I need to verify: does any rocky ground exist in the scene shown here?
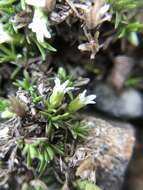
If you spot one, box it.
[0,0,143,190]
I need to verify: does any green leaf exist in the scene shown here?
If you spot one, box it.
[44,150,50,163]
[29,145,38,159]
[125,77,141,86]
[52,113,70,121]
[58,67,67,80]
[0,0,17,7]
[75,180,102,190]
[46,43,57,52]
[86,183,101,190]
[0,99,9,112]
[46,145,55,161]
[22,144,30,155]
[51,144,64,155]
[33,96,42,103]
[70,122,88,140]
[115,12,121,29]
[27,150,32,167]
[128,32,139,46]
[35,41,46,60]
[14,78,31,91]
[53,122,59,129]
[38,154,47,174]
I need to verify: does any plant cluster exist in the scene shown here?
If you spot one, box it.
[0,0,143,189]
[0,0,142,64]
[0,68,99,189]
[17,68,95,171]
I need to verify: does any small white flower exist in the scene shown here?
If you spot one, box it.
[0,23,11,44]
[99,4,112,24]
[79,90,96,105]
[68,90,96,113]
[53,78,72,94]
[49,78,73,108]
[28,8,51,43]
[99,4,110,15]
[26,0,46,7]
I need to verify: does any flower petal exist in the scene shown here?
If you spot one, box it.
[64,87,74,93]
[28,8,51,43]
[85,95,96,104]
[79,90,87,102]
[61,80,69,91]
[26,0,46,7]
[99,4,110,15]
[54,78,61,87]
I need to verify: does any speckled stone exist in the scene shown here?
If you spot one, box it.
[69,116,136,190]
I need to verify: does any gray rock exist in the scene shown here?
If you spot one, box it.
[68,116,135,190]
[93,83,143,118]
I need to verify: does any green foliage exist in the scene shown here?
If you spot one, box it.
[125,77,142,87]
[22,138,56,174]
[34,39,57,60]
[0,98,15,119]
[108,0,143,45]
[69,122,88,140]
[14,70,32,91]
[0,0,17,7]
[117,21,143,45]
[0,44,17,63]
[108,0,143,13]
[14,70,42,103]
[74,180,102,190]
[0,99,9,112]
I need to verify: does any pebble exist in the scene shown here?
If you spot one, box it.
[93,83,143,118]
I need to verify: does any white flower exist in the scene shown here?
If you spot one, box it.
[99,4,110,16]
[28,8,51,43]
[99,4,111,24]
[0,23,11,44]
[26,0,46,7]
[79,90,96,105]
[49,78,73,108]
[68,90,96,113]
[53,78,72,94]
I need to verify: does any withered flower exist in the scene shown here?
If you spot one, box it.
[85,0,111,29]
[9,96,27,117]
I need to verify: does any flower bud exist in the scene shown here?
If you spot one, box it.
[49,78,73,108]
[68,90,96,113]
